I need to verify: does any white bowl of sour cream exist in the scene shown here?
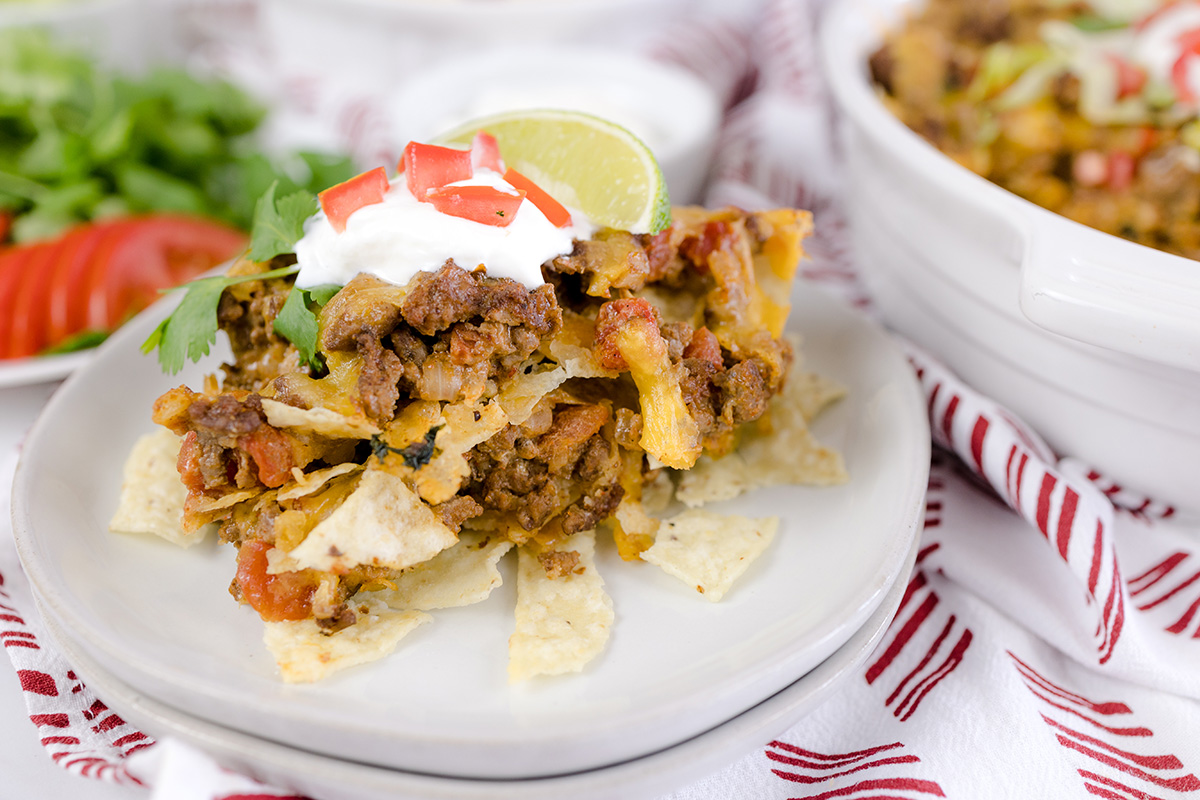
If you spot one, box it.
[387,46,722,205]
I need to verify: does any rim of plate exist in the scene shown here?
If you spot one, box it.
[34,537,917,800]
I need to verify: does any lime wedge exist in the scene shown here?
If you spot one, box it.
[436,109,671,234]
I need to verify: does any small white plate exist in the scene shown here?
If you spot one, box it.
[34,538,915,800]
[14,280,929,779]
[0,350,93,389]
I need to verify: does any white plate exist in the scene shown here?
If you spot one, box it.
[34,537,915,800]
[0,350,93,388]
[13,280,929,779]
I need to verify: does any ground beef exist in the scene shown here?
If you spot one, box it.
[402,262,562,337]
[217,273,294,390]
[355,331,403,422]
[187,393,266,437]
[719,358,773,424]
[432,496,484,533]
[538,549,581,579]
[319,273,409,352]
[562,482,624,535]
[678,358,721,436]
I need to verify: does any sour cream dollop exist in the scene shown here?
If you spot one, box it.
[294,169,594,290]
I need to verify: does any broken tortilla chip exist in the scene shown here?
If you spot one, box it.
[261,398,380,439]
[109,429,203,547]
[375,532,514,611]
[278,462,363,502]
[496,365,567,426]
[263,599,430,683]
[509,531,613,682]
[675,364,847,507]
[414,400,507,504]
[642,510,778,602]
[283,469,457,573]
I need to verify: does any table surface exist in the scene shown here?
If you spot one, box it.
[0,380,141,800]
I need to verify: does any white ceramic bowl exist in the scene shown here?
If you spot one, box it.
[820,0,1200,514]
[388,46,721,204]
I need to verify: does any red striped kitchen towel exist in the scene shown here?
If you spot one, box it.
[1,1,1197,799]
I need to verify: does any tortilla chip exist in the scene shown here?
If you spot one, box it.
[786,371,847,424]
[261,398,380,439]
[641,510,778,602]
[414,400,507,504]
[109,430,203,547]
[278,463,363,502]
[640,470,675,513]
[374,532,513,610]
[509,531,613,682]
[496,365,567,426]
[284,469,457,573]
[263,599,430,683]
[675,364,847,507]
[546,311,617,379]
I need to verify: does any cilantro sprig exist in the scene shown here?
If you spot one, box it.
[142,182,343,374]
[274,282,342,371]
[141,264,300,374]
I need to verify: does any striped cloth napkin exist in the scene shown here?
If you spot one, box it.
[2,1,1199,798]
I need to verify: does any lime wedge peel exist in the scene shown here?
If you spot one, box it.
[436,109,672,235]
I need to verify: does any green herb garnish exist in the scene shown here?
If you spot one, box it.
[1069,14,1126,32]
[142,181,330,373]
[248,181,318,262]
[274,282,342,371]
[369,428,440,469]
[0,28,355,244]
[41,329,108,355]
[141,264,300,374]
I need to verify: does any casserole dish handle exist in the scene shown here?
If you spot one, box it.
[1019,209,1200,372]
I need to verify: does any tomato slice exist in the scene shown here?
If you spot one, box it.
[503,168,572,228]
[46,222,117,344]
[8,238,67,358]
[426,185,525,227]
[401,141,472,199]
[318,167,390,233]
[0,244,46,359]
[82,215,246,330]
[471,131,505,173]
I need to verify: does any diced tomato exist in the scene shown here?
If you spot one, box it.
[82,215,246,331]
[683,326,723,368]
[502,168,571,228]
[470,131,505,173]
[679,221,732,269]
[177,430,206,494]
[426,184,525,227]
[8,239,64,358]
[318,166,390,234]
[1107,55,1147,99]
[1108,151,1136,191]
[1134,126,1158,157]
[238,426,295,488]
[234,540,315,622]
[1171,30,1200,102]
[0,244,46,358]
[401,141,473,199]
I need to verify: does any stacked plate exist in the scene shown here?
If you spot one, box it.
[12,283,929,799]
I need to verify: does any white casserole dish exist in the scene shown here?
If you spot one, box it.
[820,0,1200,514]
